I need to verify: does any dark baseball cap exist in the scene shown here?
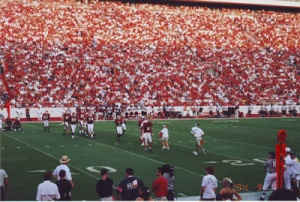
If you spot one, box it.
[268,151,275,158]
[290,151,296,155]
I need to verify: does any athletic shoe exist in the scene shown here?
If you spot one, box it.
[259,197,265,201]
[72,136,75,140]
[203,150,207,154]
[149,149,152,153]
[167,147,170,150]
[162,146,166,149]
[141,143,145,146]
[193,151,198,156]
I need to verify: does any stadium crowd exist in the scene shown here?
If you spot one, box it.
[0,0,299,109]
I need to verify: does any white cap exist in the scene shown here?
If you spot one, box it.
[285,147,291,152]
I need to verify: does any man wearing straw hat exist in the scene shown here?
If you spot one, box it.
[53,155,74,189]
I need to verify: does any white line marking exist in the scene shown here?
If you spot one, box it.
[178,193,187,197]
[203,161,218,164]
[60,145,64,147]
[3,134,98,180]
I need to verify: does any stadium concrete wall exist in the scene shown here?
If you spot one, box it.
[2,105,299,121]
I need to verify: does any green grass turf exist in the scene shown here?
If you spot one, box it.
[1,118,299,200]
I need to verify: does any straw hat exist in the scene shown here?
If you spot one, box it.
[60,155,70,164]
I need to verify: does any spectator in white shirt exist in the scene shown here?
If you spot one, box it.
[36,171,60,201]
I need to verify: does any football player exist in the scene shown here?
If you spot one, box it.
[70,112,78,140]
[86,111,95,139]
[62,110,71,135]
[42,110,50,132]
[78,109,86,135]
[115,115,124,141]
[142,120,153,153]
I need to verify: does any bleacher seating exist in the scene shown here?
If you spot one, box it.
[0,0,299,108]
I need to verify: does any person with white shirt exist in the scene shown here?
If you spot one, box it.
[53,155,74,189]
[190,124,206,156]
[284,147,292,189]
[159,125,169,150]
[200,166,218,200]
[36,171,60,201]
[16,107,22,120]
[36,107,43,121]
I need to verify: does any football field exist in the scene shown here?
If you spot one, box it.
[1,118,299,201]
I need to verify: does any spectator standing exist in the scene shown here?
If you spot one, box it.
[25,106,32,121]
[36,171,60,201]
[286,151,300,197]
[53,155,74,189]
[200,166,218,201]
[152,167,168,201]
[55,170,72,201]
[96,168,115,201]
[259,151,276,200]
[0,168,9,201]
[217,177,242,201]
[16,106,22,120]
[162,164,175,201]
[159,125,169,150]
[281,105,287,117]
[42,110,50,132]
[190,124,206,156]
[284,147,292,190]
[37,107,43,121]
[117,168,144,201]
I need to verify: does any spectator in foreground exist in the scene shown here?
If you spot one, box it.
[0,168,9,201]
[55,170,72,201]
[53,155,74,189]
[152,167,168,201]
[200,166,218,201]
[96,168,115,201]
[117,168,144,201]
[135,186,153,201]
[216,177,242,201]
[36,171,60,201]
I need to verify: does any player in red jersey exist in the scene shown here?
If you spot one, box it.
[70,112,78,140]
[115,115,125,141]
[142,120,153,153]
[62,111,71,136]
[42,110,50,132]
[77,109,86,135]
[86,111,95,139]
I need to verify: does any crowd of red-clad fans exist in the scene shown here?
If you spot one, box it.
[0,0,299,108]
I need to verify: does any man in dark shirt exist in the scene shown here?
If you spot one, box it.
[55,170,72,201]
[96,168,115,201]
[117,168,144,201]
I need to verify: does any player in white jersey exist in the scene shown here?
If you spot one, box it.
[190,124,206,155]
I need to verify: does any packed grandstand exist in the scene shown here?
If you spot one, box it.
[0,0,299,110]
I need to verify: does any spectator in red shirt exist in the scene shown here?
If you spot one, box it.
[152,167,168,201]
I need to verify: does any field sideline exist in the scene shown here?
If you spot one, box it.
[1,117,299,201]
